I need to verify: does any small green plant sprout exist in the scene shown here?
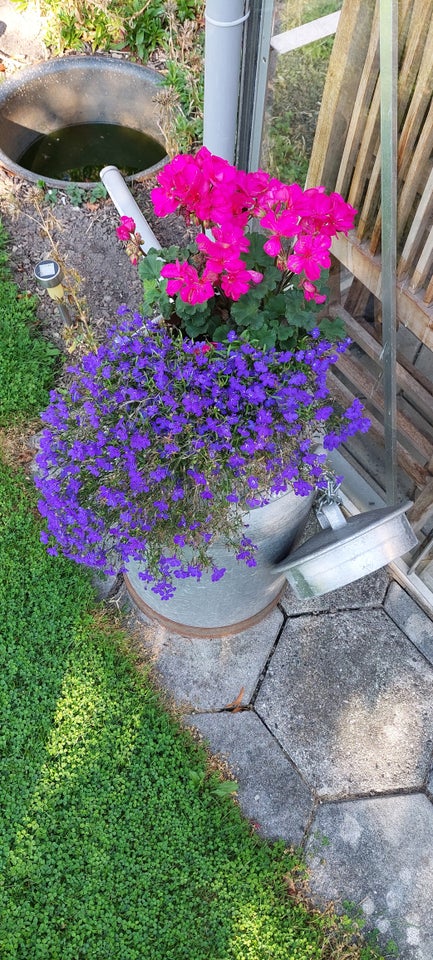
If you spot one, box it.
[37,180,59,205]
[188,768,238,798]
[188,769,205,791]
[62,183,108,207]
[89,183,108,203]
[65,184,86,206]
[313,829,331,847]
[210,779,239,799]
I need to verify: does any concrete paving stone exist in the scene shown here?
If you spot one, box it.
[184,710,314,844]
[127,605,284,713]
[384,582,433,667]
[256,609,433,797]
[304,793,433,960]
[280,567,390,616]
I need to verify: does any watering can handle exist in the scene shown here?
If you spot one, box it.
[314,475,347,530]
[315,500,347,530]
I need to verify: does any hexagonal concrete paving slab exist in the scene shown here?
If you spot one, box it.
[185,710,314,844]
[305,794,433,960]
[255,608,433,797]
[281,566,390,616]
[120,574,433,959]
[126,605,284,712]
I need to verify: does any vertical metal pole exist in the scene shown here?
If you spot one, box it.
[380,0,398,503]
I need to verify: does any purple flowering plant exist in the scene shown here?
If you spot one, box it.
[35,311,370,600]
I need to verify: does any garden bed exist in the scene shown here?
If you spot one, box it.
[0,169,193,351]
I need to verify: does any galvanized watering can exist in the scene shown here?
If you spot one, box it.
[125,485,417,638]
[278,490,417,600]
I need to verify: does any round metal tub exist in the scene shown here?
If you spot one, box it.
[0,55,168,187]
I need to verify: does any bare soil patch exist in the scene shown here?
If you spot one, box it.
[0,170,188,350]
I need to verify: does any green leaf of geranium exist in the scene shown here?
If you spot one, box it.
[211,323,231,341]
[263,293,286,319]
[177,301,214,338]
[318,315,347,341]
[276,324,297,344]
[244,231,274,269]
[138,247,167,281]
[230,295,261,327]
[141,280,171,318]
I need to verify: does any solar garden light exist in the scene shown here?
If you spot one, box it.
[34,259,72,323]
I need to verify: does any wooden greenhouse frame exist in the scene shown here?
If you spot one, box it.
[238,0,433,609]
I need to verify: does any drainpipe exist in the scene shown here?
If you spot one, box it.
[100,165,161,253]
[203,0,250,162]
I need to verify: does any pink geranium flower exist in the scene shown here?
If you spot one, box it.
[221,267,262,300]
[117,147,357,349]
[287,234,332,281]
[116,215,136,241]
[161,261,214,304]
[302,280,327,304]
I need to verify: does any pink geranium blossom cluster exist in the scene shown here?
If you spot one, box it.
[150,147,355,307]
[116,148,356,349]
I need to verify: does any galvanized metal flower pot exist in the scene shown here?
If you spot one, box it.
[124,488,315,637]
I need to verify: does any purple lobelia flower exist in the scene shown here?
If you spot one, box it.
[35,312,370,597]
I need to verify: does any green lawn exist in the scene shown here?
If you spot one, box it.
[0,219,386,958]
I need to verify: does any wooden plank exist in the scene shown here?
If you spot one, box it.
[327,370,429,488]
[367,0,433,253]
[397,97,433,243]
[305,0,376,190]
[410,227,433,293]
[331,234,382,297]
[328,304,433,412]
[397,6,433,186]
[398,165,433,278]
[334,351,433,461]
[338,0,433,254]
[331,234,433,349]
[334,1,380,200]
[424,273,433,306]
[341,279,372,320]
[346,81,380,213]
[407,477,433,530]
[358,148,381,247]
[270,11,340,54]
[304,0,433,522]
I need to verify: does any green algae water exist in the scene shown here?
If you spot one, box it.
[18,122,165,182]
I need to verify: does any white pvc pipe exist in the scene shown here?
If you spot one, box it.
[100,165,161,252]
[203,0,249,162]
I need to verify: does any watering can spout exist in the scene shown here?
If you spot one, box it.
[274,500,418,599]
